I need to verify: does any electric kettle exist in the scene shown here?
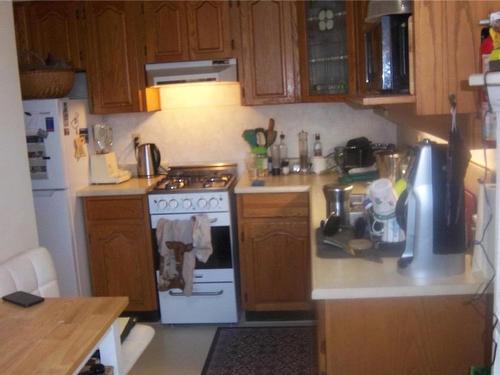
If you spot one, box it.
[136,143,161,177]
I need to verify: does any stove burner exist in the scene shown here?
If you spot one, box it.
[154,171,234,191]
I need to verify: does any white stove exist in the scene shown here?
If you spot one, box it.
[148,164,239,324]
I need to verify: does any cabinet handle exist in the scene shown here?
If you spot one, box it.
[168,290,224,297]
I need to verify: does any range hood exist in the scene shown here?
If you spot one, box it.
[365,0,411,22]
[145,58,237,87]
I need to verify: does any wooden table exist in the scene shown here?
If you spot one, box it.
[0,296,128,375]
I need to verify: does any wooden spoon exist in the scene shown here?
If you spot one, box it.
[266,118,275,147]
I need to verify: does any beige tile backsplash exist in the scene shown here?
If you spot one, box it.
[103,84,397,173]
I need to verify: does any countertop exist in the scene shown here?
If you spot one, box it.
[235,172,488,300]
[76,176,163,197]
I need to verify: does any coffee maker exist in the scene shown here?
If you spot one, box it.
[396,139,465,278]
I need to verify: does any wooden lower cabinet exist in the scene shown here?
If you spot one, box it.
[83,195,157,313]
[317,295,492,374]
[237,193,312,311]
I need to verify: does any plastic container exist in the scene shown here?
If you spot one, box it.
[298,130,309,173]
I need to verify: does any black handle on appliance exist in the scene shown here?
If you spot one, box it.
[152,144,161,171]
[395,188,409,231]
[399,22,408,78]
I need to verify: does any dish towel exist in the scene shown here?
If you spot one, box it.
[156,215,213,296]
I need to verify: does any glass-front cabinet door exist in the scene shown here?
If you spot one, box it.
[298,0,356,101]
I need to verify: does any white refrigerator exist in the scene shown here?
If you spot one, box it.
[24,98,95,296]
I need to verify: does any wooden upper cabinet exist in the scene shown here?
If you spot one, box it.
[186,1,232,60]
[144,1,232,63]
[13,2,32,67]
[239,1,299,105]
[413,1,495,115]
[144,1,189,63]
[85,1,160,114]
[13,1,86,70]
[297,0,357,102]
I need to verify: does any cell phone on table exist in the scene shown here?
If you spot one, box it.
[2,291,44,307]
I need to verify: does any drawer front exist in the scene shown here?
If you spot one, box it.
[239,193,309,218]
[85,196,145,221]
[158,282,238,324]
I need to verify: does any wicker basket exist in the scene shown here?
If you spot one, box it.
[20,69,75,99]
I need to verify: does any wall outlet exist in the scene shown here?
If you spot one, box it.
[131,133,141,149]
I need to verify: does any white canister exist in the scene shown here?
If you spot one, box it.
[312,156,326,174]
[368,178,397,216]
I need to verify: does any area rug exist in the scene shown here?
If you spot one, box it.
[201,326,316,375]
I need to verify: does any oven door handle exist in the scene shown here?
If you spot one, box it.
[168,289,224,297]
[209,218,218,223]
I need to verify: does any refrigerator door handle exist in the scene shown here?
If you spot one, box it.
[33,190,59,197]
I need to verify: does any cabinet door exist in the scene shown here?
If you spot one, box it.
[85,1,159,114]
[298,0,356,101]
[240,1,299,105]
[186,1,232,60]
[413,1,493,115]
[240,220,311,311]
[27,1,86,70]
[84,196,157,312]
[144,1,190,63]
[87,221,157,311]
[13,2,32,67]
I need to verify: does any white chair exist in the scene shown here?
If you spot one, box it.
[0,247,154,374]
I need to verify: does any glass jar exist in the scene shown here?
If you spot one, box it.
[298,130,309,173]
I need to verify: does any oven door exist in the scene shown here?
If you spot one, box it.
[150,212,233,281]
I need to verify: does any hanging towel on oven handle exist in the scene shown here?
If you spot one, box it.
[182,215,213,295]
[156,215,213,296]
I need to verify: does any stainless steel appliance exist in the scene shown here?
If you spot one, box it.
[137,143,161,177]
[148,164,238,324]
[145,59,237,86]
[396,140,466,278]
[364,13,411,93]
[374,150,403,183]
[323,184,353,227]
[365,0,411,22]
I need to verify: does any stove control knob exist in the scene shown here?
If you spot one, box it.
[209,197,219,209]
[197,198,208,209]
[158,199,167,210]
[168,199,179,209]
[182,199,192,209]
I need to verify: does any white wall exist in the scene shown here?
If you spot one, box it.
[104,84,398,171]
[0,2,39,261]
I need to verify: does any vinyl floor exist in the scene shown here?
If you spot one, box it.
[129,320,314,375]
